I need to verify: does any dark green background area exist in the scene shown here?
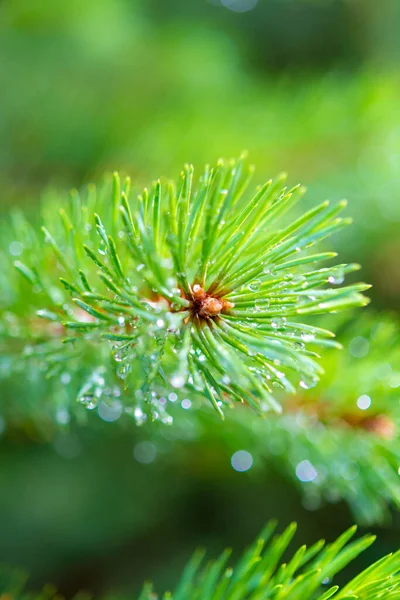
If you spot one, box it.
[0,0,400,596]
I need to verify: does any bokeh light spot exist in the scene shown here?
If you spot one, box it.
[133,441,157,464]
[357,394,371,410]
[296,460,318,482]
[231,450,253,472]
[220,0,258,13]
[349,336,370,358]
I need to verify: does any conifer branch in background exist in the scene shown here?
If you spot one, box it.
[119,312,397,525]
[0,155,369,423]
[1,311,398,525]
[2,522,400,599]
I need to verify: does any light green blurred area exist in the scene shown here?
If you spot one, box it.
[1,0,400,309]
[1,0,400,597]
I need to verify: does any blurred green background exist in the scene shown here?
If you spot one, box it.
[1,0,400,596]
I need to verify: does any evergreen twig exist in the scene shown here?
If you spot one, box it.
[2,522,400,599]
[1,156,369,421]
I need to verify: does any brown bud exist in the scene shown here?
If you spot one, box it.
[192,284,206,302]
[199,296,224,317]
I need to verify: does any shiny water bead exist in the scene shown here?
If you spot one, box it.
[248,279,262,291]
[271,317,286,330]
[272,381,284,389]
[255,298,270,311]
[113,344,131,362]
[328,268,345,285]
[98,240,108,255]
[117,363,131,379]
[299,376,318,390]
[301,330,316,342]
[79,394,98,410]
[293,341,305,351]
[133,407,147,426]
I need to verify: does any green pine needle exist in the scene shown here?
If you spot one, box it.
[140,521,399,599]
[2,522,399,599]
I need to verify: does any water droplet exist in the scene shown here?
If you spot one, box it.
[255,298,270,311]
[133,407,147,426]
[248,279,262,291]
[271,317,286,330]
[113,345,131,363]
[301,331,316,342]
[79,394,98,409]
[328,268,344,285]
[98,241,108,256]
[299,377,318,390]
[293,341,305,351]
[117,363,131,379]
[181,399,192,410]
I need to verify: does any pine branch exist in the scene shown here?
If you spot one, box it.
[142,522,399,599]
[121,312,397,525]
[134,312,398,525]
[1,156,369,422]
[2,522,400,599]
[250,312,400,524]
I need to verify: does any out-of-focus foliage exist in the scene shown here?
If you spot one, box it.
[2,522,400,599]
[1,309,399,526]
[1,0,400,597]
[1,0,400,309]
